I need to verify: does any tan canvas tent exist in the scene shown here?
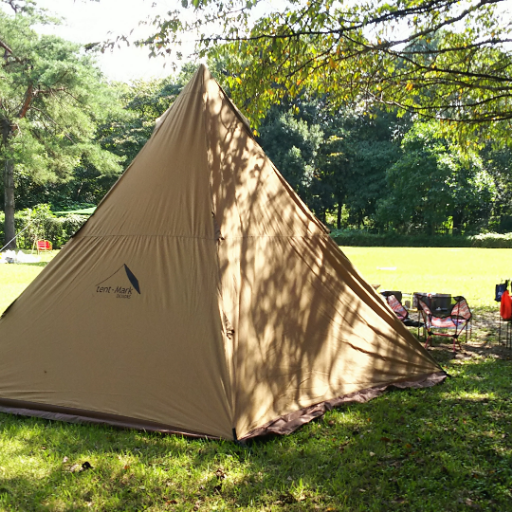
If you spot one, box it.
[0,65,445,440]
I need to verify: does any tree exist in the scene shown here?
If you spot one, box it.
[254,91,406,229]
[258,106,326,214]
[136,0,511,140]
[480,143,512,232]
[99,66,194,166]
[316,108,404,230]
[22,66,196,213]
[0,0,122,247]
[375,121,495,234]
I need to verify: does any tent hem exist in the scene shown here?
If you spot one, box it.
[240,371,447,440]
[0,398,221,440]
[0,374,445,441]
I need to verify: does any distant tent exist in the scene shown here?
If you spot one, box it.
[0,66,445,440]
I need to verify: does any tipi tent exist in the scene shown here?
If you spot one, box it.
[0,66,445,440]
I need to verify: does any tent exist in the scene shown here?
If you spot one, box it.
[0,65,445,440]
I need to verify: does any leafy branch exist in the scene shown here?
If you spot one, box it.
[135,0,512,138]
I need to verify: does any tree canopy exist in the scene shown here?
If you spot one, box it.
[2,0,512,246]
[140,0,512,140]
[0,0,123,246]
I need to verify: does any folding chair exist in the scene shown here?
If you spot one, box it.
[382,292,423,328]
[36,240,52,253]
[384,293,407,321]
[417,295,472,352]
[495,281,509,303]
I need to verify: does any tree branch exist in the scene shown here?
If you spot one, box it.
[18,83,33,119]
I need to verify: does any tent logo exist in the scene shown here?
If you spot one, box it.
[95,264,141,299]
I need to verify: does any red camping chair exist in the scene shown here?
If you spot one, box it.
[36,240,52,253]
[382,293,423,328]
[384,293,408,322]
[417,294,472,352]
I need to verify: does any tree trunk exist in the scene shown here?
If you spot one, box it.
[337,202,342,229]
[452,210,462,235]
[3,159,16,249]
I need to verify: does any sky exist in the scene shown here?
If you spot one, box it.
[34,0,196,83]
[33,0,275,83]
[26,0,512,83]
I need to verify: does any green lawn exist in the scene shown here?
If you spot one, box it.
[0,251,57,314]
[341,247,512,308]
[0,247,511,511]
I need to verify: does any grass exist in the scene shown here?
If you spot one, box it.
[0,355,510,511]
[0,247,511,511]
[341,247,512,308]
[0,250,57,314]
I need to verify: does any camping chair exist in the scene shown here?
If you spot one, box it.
[36,240,52,253]
[382,292,423,328]
[417,294,472,352]
[495,281,509,303]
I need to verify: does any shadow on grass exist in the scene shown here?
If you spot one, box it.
[0,353,510,511]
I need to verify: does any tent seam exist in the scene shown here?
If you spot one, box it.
[201,67,237,435]
[77,234,331,239]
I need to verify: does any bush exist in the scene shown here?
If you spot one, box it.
[330,229,512,248]
[0,204,89,250]
[468,232,512,248]
[330,229,470,247]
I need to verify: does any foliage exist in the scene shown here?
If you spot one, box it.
[98,70,192,166]
[481,143,512,232]
[375,121,496,234]
[0,204,88,250]
[3,0,509,246]
[138,0,512,142]
[0,3,198,229]
[332,230,474,248]
[0,0,123,246]
[0,1,122,179]
[13,165,119,212]
[258,105,326,215]
[256,97,405,226]
[469,232,512,248]
[333,229,512,249]
[318,107,404,229]
[83,65,196,201]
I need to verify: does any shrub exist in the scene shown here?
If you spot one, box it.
[468,232,512,248]
[0,204,89,250]
[331,229,512,248]
[330,229,496,248]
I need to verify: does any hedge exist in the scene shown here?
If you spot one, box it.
[0,204,89,250]
[331,231,512,248]
[468,232,512,248]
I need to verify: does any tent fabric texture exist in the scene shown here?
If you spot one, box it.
[0,65,446,440]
